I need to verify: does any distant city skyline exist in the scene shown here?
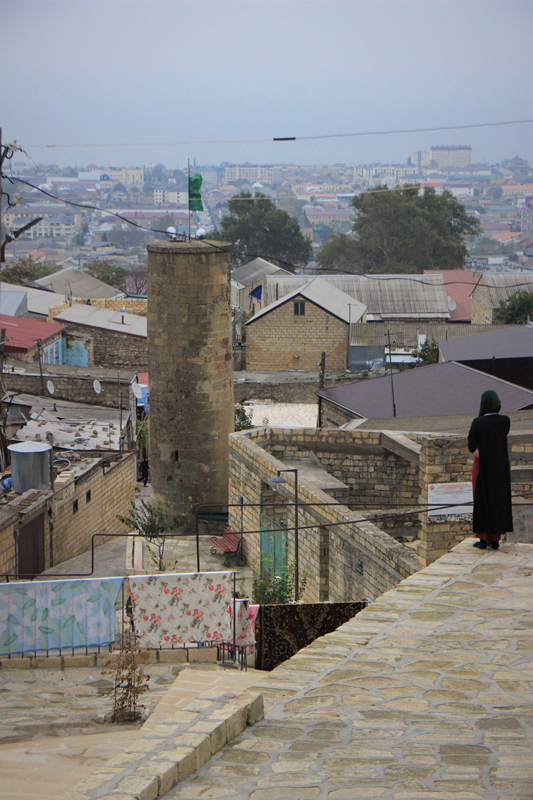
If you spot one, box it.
[2,0,532,168]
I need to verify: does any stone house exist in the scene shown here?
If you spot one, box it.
[48,303,147,370]
[0,314,66,364]
[245,277,366,372]
[471,273,533,324]
[0,451,136,578]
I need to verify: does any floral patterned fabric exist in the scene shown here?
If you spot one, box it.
[234,600,256,648]
[0,577,123,656]
[129,572,232,647]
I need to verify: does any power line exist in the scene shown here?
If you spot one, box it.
[19,119,533,149]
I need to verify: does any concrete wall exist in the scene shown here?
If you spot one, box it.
[147,240,234,516]
[228,428,420,602]
[246,297,347,372]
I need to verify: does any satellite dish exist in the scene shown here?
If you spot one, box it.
[132,383,143,399]
[447,296,457,312]
[166,226,177,240]
[93,379,102,395]
[46,380,55,396]
[196,228,206,239]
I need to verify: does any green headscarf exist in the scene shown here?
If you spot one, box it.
[479,390,501,417]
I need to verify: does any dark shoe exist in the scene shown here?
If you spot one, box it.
[490,541,499,550]
[473,540,487,549]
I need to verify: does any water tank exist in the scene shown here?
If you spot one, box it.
[8,442,51,493]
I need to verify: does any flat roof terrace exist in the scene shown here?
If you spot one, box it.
[168,539,533,800]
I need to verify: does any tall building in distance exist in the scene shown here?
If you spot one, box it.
[410,146,472,169]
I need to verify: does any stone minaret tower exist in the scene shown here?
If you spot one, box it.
[146,240,234,515]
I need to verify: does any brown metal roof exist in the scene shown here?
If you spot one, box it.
[439,324,533,362]
[317,362,533,419]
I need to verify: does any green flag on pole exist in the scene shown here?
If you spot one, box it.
[188,174,203,211]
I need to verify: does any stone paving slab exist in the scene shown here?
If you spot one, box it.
[167,539,533,800]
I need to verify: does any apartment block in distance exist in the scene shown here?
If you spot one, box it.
[411,146,472,169]
[224,165,275,183]
[107,168,145,185]
[154,189,188,205]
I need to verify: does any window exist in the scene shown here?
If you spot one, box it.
[73,499,79,513]
[294,301,305,316]
[86,490,91,503]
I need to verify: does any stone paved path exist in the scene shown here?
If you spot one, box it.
[168,539,533,800]
[0,665,261,800]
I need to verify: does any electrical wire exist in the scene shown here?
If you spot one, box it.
[3,166,532,294]
[20,118,533,149]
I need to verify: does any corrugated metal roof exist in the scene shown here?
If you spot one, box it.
[424,270,478,321]
[439,323,533,361]
[264,274,449,319]
[475,273,533,308]
[0,283,66,316]
[246,277,366,325]
[231,258,290,287]
[0,314,65,352]
[36,267,123,299]
[54,304,147,338]
[317,361,533,419]
[0,291,26,317]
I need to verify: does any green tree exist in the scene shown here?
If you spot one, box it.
[413,337,439,366]
[494,291,533,324]
[85,259,128,290]
[74,233,85,246]
[213,192,312,269]
[0,255,59,284]
[487,185,503,202]
[113,182,127,193]
[234,405,253,431]
[348,186,480,273]
[317,233,363,274]
[117,499,186,571]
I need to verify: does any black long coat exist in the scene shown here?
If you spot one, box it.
[467,414,513,535]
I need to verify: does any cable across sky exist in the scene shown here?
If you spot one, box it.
[21,119,533,149]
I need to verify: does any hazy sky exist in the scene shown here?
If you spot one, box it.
[2,0,532,169]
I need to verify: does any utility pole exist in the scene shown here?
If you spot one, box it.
[387,329,397,418]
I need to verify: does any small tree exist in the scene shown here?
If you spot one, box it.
[1,255,59,284]
[413,337,439,366]
[251,556,308,603]
[494,290,533,324]
[234,405,254,431]
[117,499,187,571]
[102,633,150,723]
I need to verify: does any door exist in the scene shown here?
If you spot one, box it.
[259,514,287,572]
[17,514,45,578]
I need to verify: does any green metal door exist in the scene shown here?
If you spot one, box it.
[259,514,287,572]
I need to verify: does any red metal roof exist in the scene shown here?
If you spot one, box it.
[0,314,65,353]
[424,270,478,322]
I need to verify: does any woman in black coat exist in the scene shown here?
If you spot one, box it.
[467,390,513,550]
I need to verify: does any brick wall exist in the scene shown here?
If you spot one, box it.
[471,285,494,324]
[0,453,136,576]
[415,432,533,566]
[51,452,136,565]
[48,297,147,320]
[228,428,420,602]
[246,297,347,372]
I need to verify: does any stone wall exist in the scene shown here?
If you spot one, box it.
[3,368,135,409]
[48,297,147,320]
[228,428,420,602]
[234,375,347,404]
[0,506,20,576]
[246,297,347,372]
